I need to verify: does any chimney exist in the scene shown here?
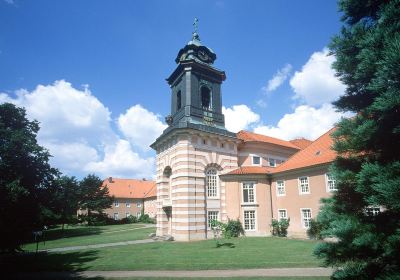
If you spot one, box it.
[108,176,113,183]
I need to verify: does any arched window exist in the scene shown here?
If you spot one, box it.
[206,168,218,198]
[177,91,182,110]
[163,166,172,178]
[201,86,211,110]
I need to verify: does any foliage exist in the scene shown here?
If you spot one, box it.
[49,176,81,230]
[138,214,155,224]
[122,215,138,224]
[271,218,290,237]
[79,174,113,225]
[314,0,400,278]
[210,218,244,246]
[224,219,245,238]
[0,103,58,252]
[307,219,325,240]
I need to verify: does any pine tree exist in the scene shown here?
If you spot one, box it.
[315,0,400,278]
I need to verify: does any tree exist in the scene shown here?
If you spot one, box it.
[51,176,81,231]
[314,0,400,278]
[0,103,58,252]
[79,174,113,224]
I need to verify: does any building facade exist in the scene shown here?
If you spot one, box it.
[102,177,157,220]
[151,31,338,241]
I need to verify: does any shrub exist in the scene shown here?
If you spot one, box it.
[138,214,155,224]
[271,218,290,237]
[307,219,324,240]
[224,219,245,238]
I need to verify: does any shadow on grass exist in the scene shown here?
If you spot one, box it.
[1,250,104,279]
[34,226,103,243]
[216,242,236,248]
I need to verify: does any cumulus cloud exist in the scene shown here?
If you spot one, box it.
[118,105,167,151]
[263,64,292,93]
[0,80,158,178]
[254,103,349,140]
[85,140,155,179]
[222,105,260,133]
[290,48,346,106]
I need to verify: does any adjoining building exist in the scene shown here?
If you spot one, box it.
[150,29,338,241]
[102,177,157,220]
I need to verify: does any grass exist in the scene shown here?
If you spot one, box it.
[5,236,323,272]
[21,223,155,250]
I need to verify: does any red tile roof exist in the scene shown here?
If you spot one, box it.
[225,166,274,175]
[289,138,312,149]
[237,130,300,150]
[102,178,156,199]
[273,128,337,173]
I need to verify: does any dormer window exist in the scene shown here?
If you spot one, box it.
[201,86,211,110]
[269,158,276,167]
[177,91,182,110]
[252,155,261,166]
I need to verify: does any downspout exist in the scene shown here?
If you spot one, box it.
[268,174,273,219]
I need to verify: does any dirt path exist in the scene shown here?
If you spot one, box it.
[12,268,334,278]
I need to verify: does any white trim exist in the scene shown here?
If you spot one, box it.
[241,181,257,204]
[205,167,220,199]
[250,154,262,166]
[300,208,312,229]
[276,180,286,196]
[243,209,257,231]
[325,173,337,192]
[298,176,310,194]
[207,210,220,229]
[277,208,288,221]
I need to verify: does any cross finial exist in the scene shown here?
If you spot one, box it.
[193,17,199,33]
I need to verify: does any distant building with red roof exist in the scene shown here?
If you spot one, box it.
[102,177,157,220]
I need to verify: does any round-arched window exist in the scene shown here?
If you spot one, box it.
[206,168,218,198]
[201,86,211,110]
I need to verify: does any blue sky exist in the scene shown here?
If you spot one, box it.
[0,0,348,179]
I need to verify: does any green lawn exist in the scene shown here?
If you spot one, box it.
[6,236,323,272]
[22,223,155,250]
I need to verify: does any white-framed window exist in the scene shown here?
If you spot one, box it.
[276,180,286,196]
[252,155,261,166]
[114,201,119,207]
[136,212,141,218]
[326,173,337,192]
[301,208,312,228]
[206,168,218,198]
[278,209,287,221]
[126,212,131,218]
[136,202,142,208]
[126,201,131,208]
[365,207,380,216]
[242,182,256,203]
[113,213,119,220]
[298,177,310,194]
[244,210,256,231]
[269,158,276,167]
[207,211,219,229]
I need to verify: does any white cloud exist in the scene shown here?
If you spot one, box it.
[222,105,260,133]
[118,105,167,151]
[0,80,158,179]
[256,99,267,108]
[263,64,292,92]
[254,103,349,140]
[290,48,346,106]
[85,140,155,178]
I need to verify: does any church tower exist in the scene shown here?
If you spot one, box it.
[151,22,238,241]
